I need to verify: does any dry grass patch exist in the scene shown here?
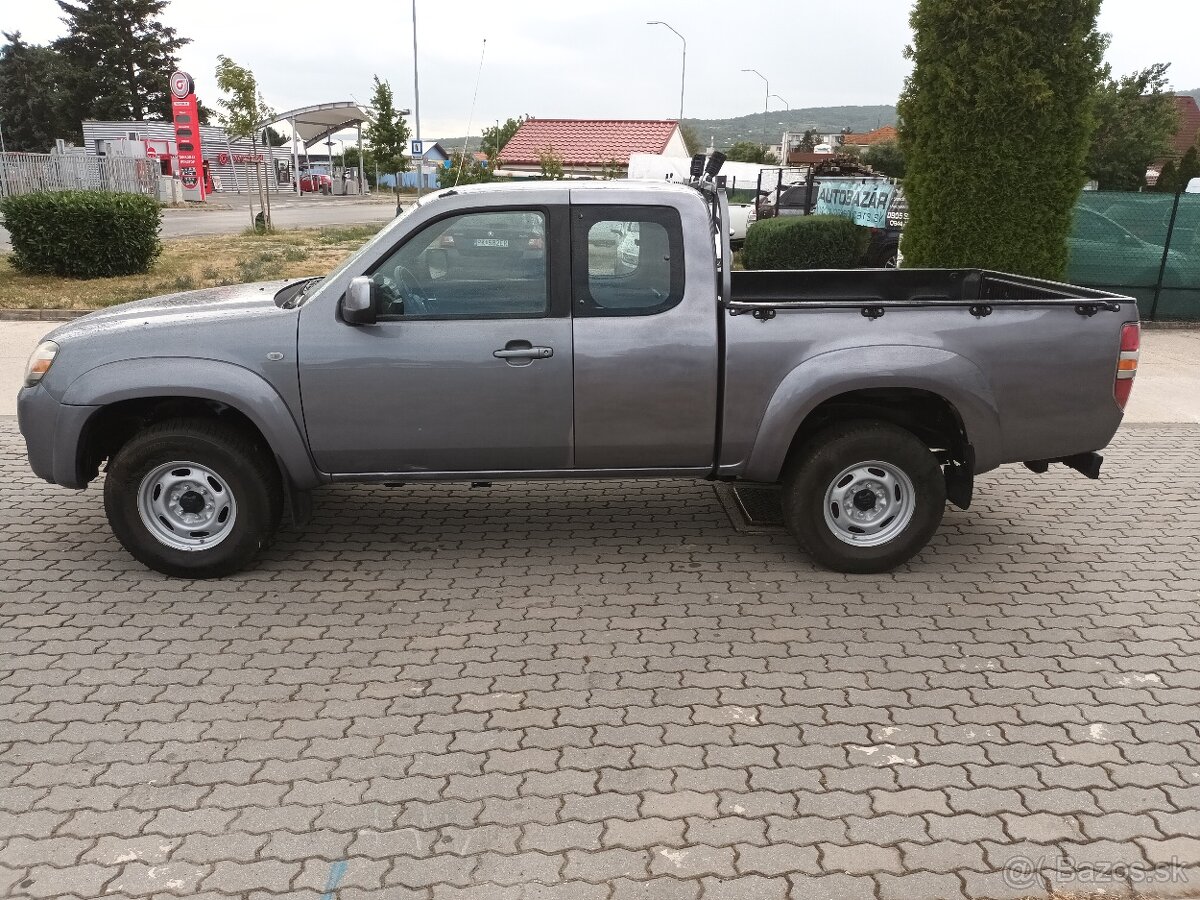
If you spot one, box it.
[0,224,383,310]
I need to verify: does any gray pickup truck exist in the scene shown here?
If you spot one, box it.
[18,170,1140,578]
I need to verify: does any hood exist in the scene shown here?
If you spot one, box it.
[48,280,299,342]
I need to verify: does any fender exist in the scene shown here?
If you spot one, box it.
[741,344,1005,483]
[61,357,323,489]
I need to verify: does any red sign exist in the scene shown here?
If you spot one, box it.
[217,151,264,166]
[169,70,205,200]
[145,145,158,159]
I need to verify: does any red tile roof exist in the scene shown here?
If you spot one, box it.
[1167,95,1200,160]
[498,119,680,167]
[841,125,898,146]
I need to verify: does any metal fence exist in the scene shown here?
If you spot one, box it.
[1068,191,1200,321]
[0,152,159,199]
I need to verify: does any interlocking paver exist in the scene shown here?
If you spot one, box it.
[3,422,1200,900]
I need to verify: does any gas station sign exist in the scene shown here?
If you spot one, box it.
[170,70,206,201]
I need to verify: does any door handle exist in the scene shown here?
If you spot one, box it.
[493,346,553,359]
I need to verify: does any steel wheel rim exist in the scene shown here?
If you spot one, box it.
[136,461,237,552]
[822,460,916,548]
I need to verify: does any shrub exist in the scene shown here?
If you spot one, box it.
[0,190,161,278]
[742,215,869,270]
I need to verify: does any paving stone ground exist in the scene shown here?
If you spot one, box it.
[2,418,1200,900]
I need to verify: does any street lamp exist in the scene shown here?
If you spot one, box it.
[769,94,790,111]
[647,21,686,121]
[742,68,770,148]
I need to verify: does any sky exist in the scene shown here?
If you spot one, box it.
[6,0,1200,141]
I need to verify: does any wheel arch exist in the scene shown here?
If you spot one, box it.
[741,345,1003,484]
[63,358,322,490]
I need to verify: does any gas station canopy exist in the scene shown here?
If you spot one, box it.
[257,102,375,150]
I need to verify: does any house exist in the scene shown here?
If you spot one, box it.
[497,118,687,178]
[1146,95,1200,186]
[1162,95,1200,165]
[840,125,899,148]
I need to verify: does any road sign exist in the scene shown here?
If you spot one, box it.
[411,140,424,156]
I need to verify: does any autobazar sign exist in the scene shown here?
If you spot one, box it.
[815,179,896,228]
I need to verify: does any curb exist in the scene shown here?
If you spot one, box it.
[0,310,90,322]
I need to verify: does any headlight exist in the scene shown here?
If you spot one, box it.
[24,340,59,388]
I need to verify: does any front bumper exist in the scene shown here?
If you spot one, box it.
[17,386,100,489]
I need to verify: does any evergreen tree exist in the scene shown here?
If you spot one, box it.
[1177,146,1200,191]
[1155,159,1178,193]
[365,76,410,195]
[898,0,1106,278]
[0,32,72,150]
[54,0,189,125]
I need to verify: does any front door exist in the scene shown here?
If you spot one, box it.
[298,206,573,475]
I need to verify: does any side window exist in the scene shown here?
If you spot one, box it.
[371,209,548,319]
[574,206,684,317]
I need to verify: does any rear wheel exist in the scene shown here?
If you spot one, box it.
[782,420,945,573]
[104,419,282,578]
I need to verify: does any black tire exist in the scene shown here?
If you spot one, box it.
[103,418,282,578]
[781,420,945,574]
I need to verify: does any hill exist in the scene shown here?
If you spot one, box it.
[432,103,899,154]
[684,105,898,148]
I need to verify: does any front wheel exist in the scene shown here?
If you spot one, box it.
[782,421,945,573]
[103,419,282,578]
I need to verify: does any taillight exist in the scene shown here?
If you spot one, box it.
[1114,322,1140,410]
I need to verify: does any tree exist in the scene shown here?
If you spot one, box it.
[797,129,817,153]
[1154,159,1179,193]
[366,76,410,196]
[726,141,778,165]
[437,152,490,189]
[1177,145,1200,191]
[215,55,274,229]
[0,32,72,150]
[600,158,623,180]
[897,0,1105,278]
[680,123,704,156]
[262,125,289,147]
[54,0,189,127]
[1086,64,1180,191]
[861,141,907,179]
[480,115,524,166]
[343,145,376,187]
[538,147,564,180]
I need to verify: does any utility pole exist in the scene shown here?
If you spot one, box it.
[412,0,424,200]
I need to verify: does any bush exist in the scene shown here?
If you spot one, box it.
[742,215,869,270]
[1,190,161,277]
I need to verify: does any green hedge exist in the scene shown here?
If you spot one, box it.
[1,190,162,278]
[743,215,869,270]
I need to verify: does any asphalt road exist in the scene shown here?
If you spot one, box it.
[0,194,399,252]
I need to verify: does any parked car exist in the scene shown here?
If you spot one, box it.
[19,176,1139,578]
[299,173,332,194]
[1066,206,1188,289]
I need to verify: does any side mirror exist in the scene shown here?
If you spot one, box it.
[342,276,377,325]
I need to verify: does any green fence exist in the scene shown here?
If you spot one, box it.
[1068,191,1200,320]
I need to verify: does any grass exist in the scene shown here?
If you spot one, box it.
[0,223,385,310]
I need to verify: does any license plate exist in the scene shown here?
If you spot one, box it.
[474,238,509,247]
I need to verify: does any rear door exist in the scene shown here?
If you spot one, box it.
[569,191,719,470]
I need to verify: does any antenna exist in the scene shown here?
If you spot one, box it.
[454,38,487,187]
